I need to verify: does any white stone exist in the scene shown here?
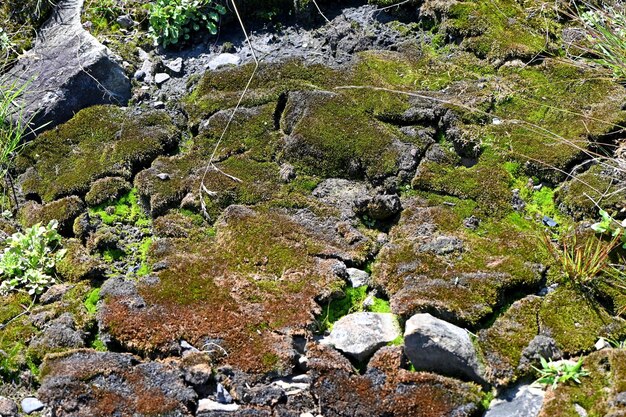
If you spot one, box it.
[207,53,241,70]
[346,268,370,287]
[197,399,239,412]
[322,312,400,362]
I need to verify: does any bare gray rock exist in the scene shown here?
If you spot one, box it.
[346,268,370,288]
[206,53,241,70]
[484,383,545,417]
[2,0,130,131]
[0,396,18,417]
[404,313,487,385]
[322,312,400,362]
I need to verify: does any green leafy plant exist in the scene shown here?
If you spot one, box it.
[591,209,626,249]
[0,220,66,296]
[148,0,226,48]
[543,231,620,287]
[533,356,589,389]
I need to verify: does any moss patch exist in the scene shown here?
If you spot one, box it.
[100,206,368,373]
[539,287,626,355]
[17,106,178,202]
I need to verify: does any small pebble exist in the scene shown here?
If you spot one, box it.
[154,73,170,86]
[152,101,165,109]
[21,397,44,415]
[156,173,170,180]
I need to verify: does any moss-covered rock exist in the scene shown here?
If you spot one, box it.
[282,91,405,180]
[56,238,105,282]
[18,196,85,236]
[555,163,626,220]
[443,0,561,60]
[487,59,626,183]
[99,205,374,374]
[538,287,626,355]
[478,295,542,386]
[85,177,132,207]
[17,106,178,203]
[372,197,547,327]
[538,349,626,417]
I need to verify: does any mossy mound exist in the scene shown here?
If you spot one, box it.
[372,197,547,327]
[478,295,542,386]
[538,349,626,417]
[486,59,626,183]
[85,177,132,207]
[56,238,105,283]
[538,287,626,355]
[183,60,341,127]
[17,105,178,203]
[555,163,626,220]
[412,148,513,217]
[99,206,373,374]
[18,196,85,236]
[283,91,404,180]
[444,0,560,60]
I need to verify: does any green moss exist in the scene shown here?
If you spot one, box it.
[556,164,626,220]
[539,287,626,355]
[17,106,177,202]
[538,350,626,417]
[317,286,392,331]
[412,149,513,217]
[102,248,125,262]
[89,188,147,226]
[84,288,101,314]
[446,0,559,60]
[183,60,341,126]
[487,59,626,182]
[478,296,542,385]
[286,93,401,179]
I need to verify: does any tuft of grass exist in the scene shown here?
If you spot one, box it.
[0,80,35,210]
[570,2,626,80]
[544,231,621,287]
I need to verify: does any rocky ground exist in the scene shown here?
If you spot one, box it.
[1,0,626,416]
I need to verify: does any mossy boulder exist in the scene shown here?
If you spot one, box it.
[538,349,626,417]
[478,295,543,386]
[18,196,85,236]
[555,163,626,220]
[85,177,132,207]
[443,0,561,60]
[282,91,408,180]
[99,206,374,374]
[538,287,626,355]
[372,198,546,327]
[17,106,178,203]
[487,59,626,183]
[56,238,105,282]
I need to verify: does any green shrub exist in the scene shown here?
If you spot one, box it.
[148,0,226,48]
[0,220,66,296]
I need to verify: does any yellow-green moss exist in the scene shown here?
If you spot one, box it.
[539,287,626,355]
[17,106,178,202]
[445,0,559,60]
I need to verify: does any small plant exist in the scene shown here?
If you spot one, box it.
[148,0,226,48]
[543,231,620,287]
[0,220,66,296]
[533,356,589,389]
[572,2,626,80]
[591,209,626,249]
[0,80,36,210]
